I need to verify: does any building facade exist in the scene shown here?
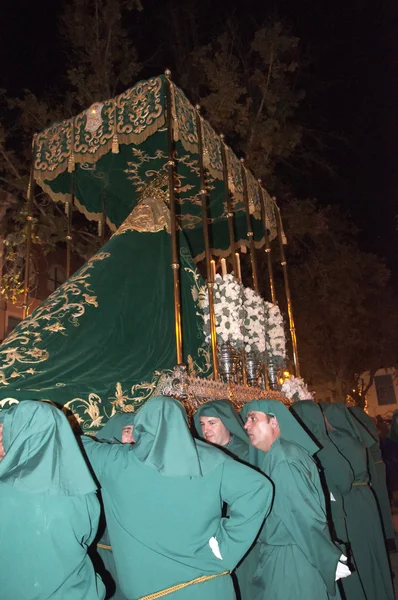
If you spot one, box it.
[362,367,398,419]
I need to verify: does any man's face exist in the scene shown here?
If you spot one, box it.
[0,424,4,461]
[244,411,280,451]
[121,426,135,444]
[199,416,231,447]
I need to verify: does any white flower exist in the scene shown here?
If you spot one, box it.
[281,376,314,402]
[202,275,245,349]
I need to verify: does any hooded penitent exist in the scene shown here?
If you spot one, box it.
[81,396,273,600]
[194,400,249,461]
[0,401,105,600]
[322,403,394,600]
[97,412,136,443]
[349,405,395,541]
[238,399,341,600]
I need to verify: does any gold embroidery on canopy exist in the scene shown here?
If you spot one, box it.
[33,77,165,182]
[114,172,171,235]
[0,252,110,387]
[64,373,162,431]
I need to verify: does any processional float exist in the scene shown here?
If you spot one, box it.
[0,72,300,430]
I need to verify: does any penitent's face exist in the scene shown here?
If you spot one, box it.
[199,416,231,447]
[244,411,280,452]
[121,426,135,444]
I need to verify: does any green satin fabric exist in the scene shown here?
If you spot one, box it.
[322,404,394,600]
[292,401,367,600]
[349,407,395,540]
[96,412,136,599]
[241,437,341,600]
[349,406,395,539]
[194,400,249,461]
[239,400,340,600]
[82,422,273,599]
[0,229,210,434]
[291,401,355,502]
[0,401,104,600]
[0,400,97,495]
[291,399,354,504]
[322,403,374,447]
[349,407,378,440]
[133,396,210,477]
[97,412,136,443]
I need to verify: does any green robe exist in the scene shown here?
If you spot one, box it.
[322,403,394,600]
[194,401,251,598]
[194,401,250,462]
[82,396,272,600]
[0,401,105,600]
[292,401,353,542]
[253,439,341,600]
[292,401,366,600]
[240,400,342,600]
[349,406,395,540]
[95,413,137,600]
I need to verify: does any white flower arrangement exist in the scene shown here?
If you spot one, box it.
[264,301,286,368]
[201,273,288,369]
[281,375,314,402]
[202,274,245,348]
[242,287,267,358]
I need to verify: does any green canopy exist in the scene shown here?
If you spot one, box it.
[33,75,278,261]
[0,75,280,432]
[0,227,210,432]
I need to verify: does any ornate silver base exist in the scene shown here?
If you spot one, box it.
[267,360,277,390]
[246,352,262,387]
[219,342,239,384]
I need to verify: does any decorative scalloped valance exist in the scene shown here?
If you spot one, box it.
[33,74,278,260]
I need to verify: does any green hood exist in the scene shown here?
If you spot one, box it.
[97,412,136,442]
[349,406,378,442]
[0,401,97,495]
[133,396,203,477]
[321,402,374,447]
[241,399,320,456]
[194,400,249,444]
[291,401,328,441]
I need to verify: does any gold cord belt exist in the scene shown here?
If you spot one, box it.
[138,570,230,600]
[97,543,112,551]
[352,482,368,487]
[375,461,384,465]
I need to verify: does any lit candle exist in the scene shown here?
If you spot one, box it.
[235,252,242,281]
[210,259,216,281]
[221,258,227,277]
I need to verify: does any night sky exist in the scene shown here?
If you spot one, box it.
[1,0,396,274]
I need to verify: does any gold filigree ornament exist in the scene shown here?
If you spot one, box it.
[64,372,162,432]
[114,172,171,235]
[85,103,104,133]
[156,365,290,418]
[0,252,110,387]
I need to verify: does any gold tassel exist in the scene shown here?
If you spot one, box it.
[112,134,119,154]
[68,153,75,173]
[98,219,103,237]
